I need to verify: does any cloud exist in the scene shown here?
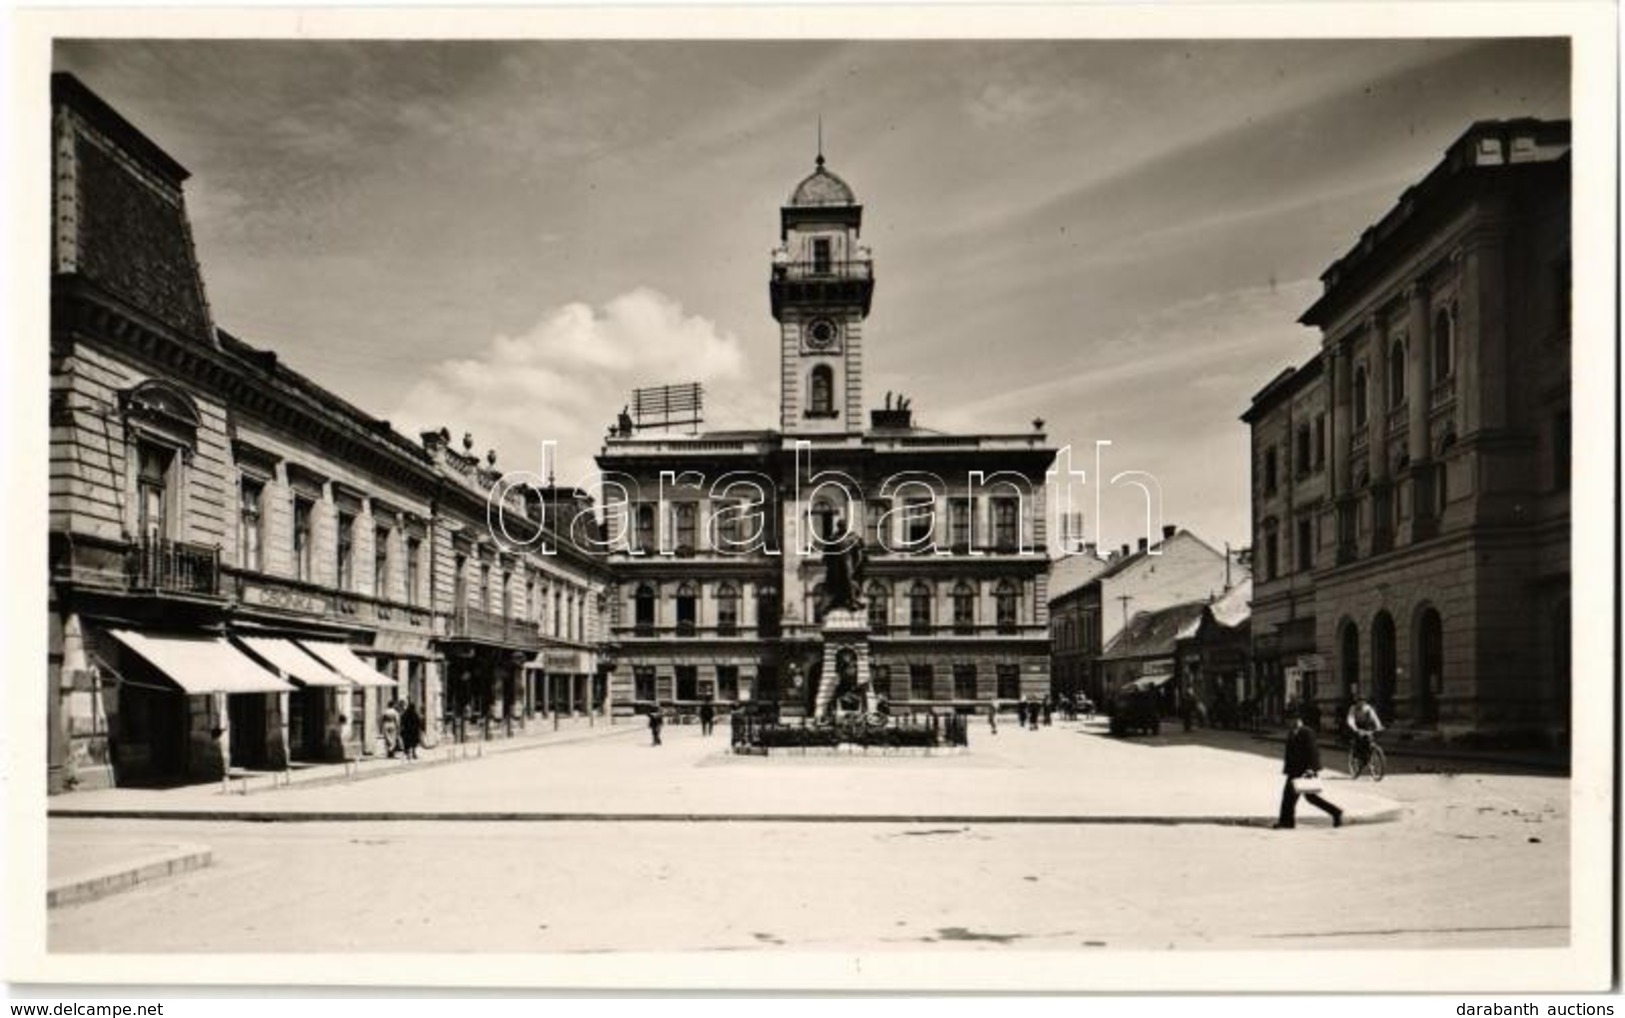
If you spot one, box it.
[391,288,750,486]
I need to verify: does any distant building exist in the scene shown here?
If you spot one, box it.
[1243,118,1571,743]
[1174,579,1254,727]
[1097,600,1211,713]
[596,152,1057,717]
[1048,527,1243,705]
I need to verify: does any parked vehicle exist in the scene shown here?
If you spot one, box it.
[1109,684,1162,737]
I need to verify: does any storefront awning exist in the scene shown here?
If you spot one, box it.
[524,649,595,673]
[110,630,295,695]
[236,636,352,688]
[1127,673,1174,690]
[298,641,398,688]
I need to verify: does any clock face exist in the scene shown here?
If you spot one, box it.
[806,318,838,350]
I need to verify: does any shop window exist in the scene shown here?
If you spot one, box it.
[716,666,739,702]
[996,664,1021,701]
[634,666,656,703]
[676,666,698,702]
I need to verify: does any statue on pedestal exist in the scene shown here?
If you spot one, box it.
[818,514,866,620]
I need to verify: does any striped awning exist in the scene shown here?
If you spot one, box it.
[110,630,295,695]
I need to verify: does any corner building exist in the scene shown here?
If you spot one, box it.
[1244,119,1571,743]
[598,155,1056,716]
[47,74,611,792]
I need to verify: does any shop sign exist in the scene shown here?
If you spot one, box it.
[542,650,586,673]
[246,581,330,616]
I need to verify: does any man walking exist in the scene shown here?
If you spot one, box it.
[698,696,715,737]
[1275,708,1343,829]
[648,707,664,747]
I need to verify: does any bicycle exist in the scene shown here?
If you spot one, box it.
[1346,730,1386,781]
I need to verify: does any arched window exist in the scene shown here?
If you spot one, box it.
[757,584,780,637]
[717,582,739,635]
[866,581,890,633]
[909,581,934,635]
[1432,307,1454,385]
[808,365,834,416]
[634,583,656,636]
[675,581,698,636]
[952,581,976,634]
[1353,365,1369,427]
[634,504,655,553]
[1388,339,1406,408]
[995,579,1021,634]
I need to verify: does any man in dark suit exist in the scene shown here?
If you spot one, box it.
[1276,708,1343,829]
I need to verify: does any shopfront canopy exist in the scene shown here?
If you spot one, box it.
[110,630,295,695]
[236,636,352,688]
[297,641,398,688]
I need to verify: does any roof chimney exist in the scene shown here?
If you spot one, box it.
[1120,544,1130,558]
[1162,524,1177,541]
[1138,537,1149,552]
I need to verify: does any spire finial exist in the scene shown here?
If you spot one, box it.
[816,115,824,169]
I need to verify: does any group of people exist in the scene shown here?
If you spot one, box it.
[378,699,423,760]
[1275,693,1385,829]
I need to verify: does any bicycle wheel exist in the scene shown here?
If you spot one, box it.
[1346,743,1362,779]
[1369,744,1386,781]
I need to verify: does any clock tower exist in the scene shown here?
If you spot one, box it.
[770,151,874,436]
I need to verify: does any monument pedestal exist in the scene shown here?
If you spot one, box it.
[813,608,873,719]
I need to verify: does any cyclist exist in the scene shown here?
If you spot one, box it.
[1345,694,1384,772]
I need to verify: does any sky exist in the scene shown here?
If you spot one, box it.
[53,37,1569,554]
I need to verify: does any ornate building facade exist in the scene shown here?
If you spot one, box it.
[597,153,1056,717]
[1244,118,1571,743]
[47,74,611,792]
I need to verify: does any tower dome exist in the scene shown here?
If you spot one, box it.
[788,154,856,207]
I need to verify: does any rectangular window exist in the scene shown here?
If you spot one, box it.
[1315,415,1327,470]
[715,666,739,702]
[909,665,934,701]
[634,666,656,703]
[1296,517,1313,572]
[870,664,891,699]
[239,477,264,572]
[501,571,513,618]
[675,503,697,554]
[453,553,468,608]
[904,496,934,548]
[996,665,1021,701]
[992,497,1019,551]
[374,526,391,597]
[953,664,978,700]
[479,563,491,610]
[866,499,889,548]
[811,237,832,274]
[136,443,173,544]
[634,503,656,553]
[1263,446,1278,495]
[336,511,356,591]
[1265,531,1279,581]
[293,497,314,582]
[405,536,422,606]
[676,666,698,702]
[950,499,971,549]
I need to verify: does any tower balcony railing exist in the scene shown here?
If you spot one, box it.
[772,259,873,282]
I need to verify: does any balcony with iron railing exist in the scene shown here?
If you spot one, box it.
[771,259,874,282]
[127,537,221,596]
[450,605,541,649]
